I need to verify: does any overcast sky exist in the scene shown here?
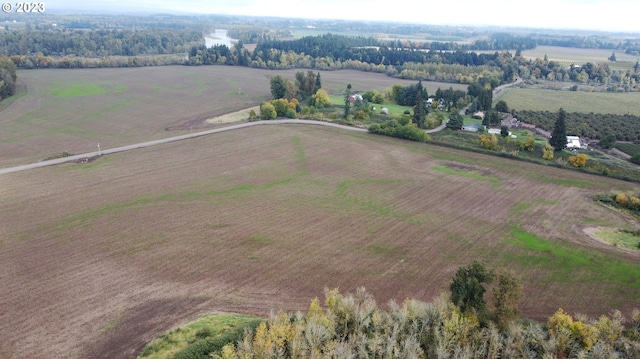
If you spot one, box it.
[50,0,640,33]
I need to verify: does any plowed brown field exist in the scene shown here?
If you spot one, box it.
[1,125,639,358]
[1,67,465,169]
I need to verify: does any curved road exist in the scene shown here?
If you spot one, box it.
[1,77,524,175]
[0,120,367,175]
[494,76,522,97]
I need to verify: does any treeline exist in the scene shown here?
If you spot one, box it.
[515,110,640,141]
[0,55,16,100]
[187,35,638,90]
[188,35,512,86]
[255,34,504,67]
[0,28,203,57]
[533,34,621,50]
[8,53,187,69]
[195,288,640,359]
[226,26,291,44]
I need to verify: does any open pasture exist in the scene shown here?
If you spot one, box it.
[1,124,639,358]
[497,87,640,115]
[0,67,426,168]
[521,45,638,70]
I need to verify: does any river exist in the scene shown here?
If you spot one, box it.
[205,29,237,48]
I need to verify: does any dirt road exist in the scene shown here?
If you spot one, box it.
[0,120,367,175]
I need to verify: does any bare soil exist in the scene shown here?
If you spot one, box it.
[2,67,440,168]
[1,123,639,359]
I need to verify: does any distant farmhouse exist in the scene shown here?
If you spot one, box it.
[566,136,586,149]
[348,94,363,104]
[462,123,483,132]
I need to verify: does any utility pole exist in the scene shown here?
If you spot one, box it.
[97,143,101,156]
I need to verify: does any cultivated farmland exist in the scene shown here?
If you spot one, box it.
[1,67,441,168]
[0,124,639,358]
[497,88,640,116]
[521,45,639,70]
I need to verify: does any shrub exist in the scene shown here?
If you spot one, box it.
[368,121,428,142]
[173,319,262,359]
[542,143,554,160]
[195,326,212,340]
[354,109,368,120]
[285,108,297,119]
[522,137,536,151]
[259,102,276,120]
[397,116,410,126]
[479,134,498,150]
[568,153,588,167]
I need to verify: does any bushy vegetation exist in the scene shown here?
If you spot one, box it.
[173,320,262,359]
[0,55,17,101]
[597,190,640,214]
[146,261,639,358]
[200,287,640,359]
[368,121,430,142]
[138,314,262,359]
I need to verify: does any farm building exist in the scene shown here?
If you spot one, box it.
[488,128,512,136]
[348,94,363,104]
[566,136,585,149]
[462,123,483,132]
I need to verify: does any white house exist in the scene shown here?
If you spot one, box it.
[488,128,512,136]
[566,136,584,149]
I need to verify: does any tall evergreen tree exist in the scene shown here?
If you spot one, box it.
[344,84,352,120]
[549,108,568,151]
[412,81,428,128]
[314,72,321,92]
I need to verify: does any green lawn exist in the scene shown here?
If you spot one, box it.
[328,95,412,117]
[505,227,640,289]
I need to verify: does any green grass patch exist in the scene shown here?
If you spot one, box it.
[205,184,255,198]
[246,236,269,244]
[513,202,531,213]
[594,228,640,251]
[527,172,593,188]
[49,82,128,97]
[333,179,409,219]
[432,165,501,187]
[292,136,307,168]
[505,227,640,290]
[463,117,482,126]
[137,313,262,359]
